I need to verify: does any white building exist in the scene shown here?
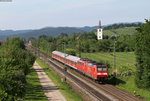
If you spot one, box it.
[97,21,103,40]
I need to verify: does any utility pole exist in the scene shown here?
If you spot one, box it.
[113,38,116,71]
[79,40,81,57]
[63,42,67,72]
[38,39,40,57]
[63,42,67,82]
[113,35,117,85]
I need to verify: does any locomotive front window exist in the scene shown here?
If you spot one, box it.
[97,67,107,71]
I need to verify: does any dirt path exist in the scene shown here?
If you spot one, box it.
[33,62,66,101]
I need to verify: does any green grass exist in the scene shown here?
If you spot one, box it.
[24,68,47,101]
[36,58,83,101]
[81,52,136,73]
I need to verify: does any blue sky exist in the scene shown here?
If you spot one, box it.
[0,0,150,30]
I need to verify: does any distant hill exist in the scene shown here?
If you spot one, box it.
[0,27,86,40]
[0,30,32,35]
[79,26,98,32]
[13,27,86,39]
[0,22,142,40]
[0,30,32,40]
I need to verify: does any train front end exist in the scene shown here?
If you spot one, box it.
[96,65,108,82]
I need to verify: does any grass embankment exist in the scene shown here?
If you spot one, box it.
[82,52,150,101]
[116,76,150,101]
[24,68,47,101]
[36,58,83,101]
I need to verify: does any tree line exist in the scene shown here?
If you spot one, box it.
[103,22,143,30]
[32,32,136,56]
[0,38,36,101]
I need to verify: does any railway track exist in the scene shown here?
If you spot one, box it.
[26,45,111,101]
[26,45,145,101]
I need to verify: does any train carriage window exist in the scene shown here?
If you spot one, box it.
[86,63,94,67]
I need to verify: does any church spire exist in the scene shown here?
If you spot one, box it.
[97,20,103,40]
[99,20,102,28]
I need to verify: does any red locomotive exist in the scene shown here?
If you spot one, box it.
[52,51,108,82]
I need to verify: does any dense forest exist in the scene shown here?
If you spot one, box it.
[0,38,35,101]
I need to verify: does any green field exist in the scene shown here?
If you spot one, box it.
[36,58,83,101]
[24,68,47,101]
[81,52,136,73]
[103,27,138,36]
[81,52,150,101]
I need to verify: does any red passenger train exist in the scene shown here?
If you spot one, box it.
[52,51,108,82]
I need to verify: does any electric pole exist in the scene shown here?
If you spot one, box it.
[113,35,117,85]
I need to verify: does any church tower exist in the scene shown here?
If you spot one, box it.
[97,20,103,40]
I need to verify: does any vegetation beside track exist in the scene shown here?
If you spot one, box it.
[24,68,47,101]
[0,38,36,101]
[36,58,83,101]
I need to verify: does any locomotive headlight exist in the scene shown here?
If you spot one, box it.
[97,73,102,75]
[103,73,107,75]
[97,73,107,75]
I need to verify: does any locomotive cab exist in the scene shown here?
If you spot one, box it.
[97,65,108,81]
